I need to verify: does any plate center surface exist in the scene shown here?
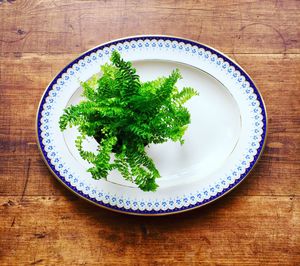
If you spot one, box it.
[64,60,241,188]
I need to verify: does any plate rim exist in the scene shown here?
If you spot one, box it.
[36,35,268,216]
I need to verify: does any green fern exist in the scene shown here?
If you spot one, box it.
[59,50,199,191]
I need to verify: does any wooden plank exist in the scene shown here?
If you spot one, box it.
[0,195,299,265]
[0,0,299,54]
[0,53,299,197]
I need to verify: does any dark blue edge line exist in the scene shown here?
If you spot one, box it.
[37,36,267,215]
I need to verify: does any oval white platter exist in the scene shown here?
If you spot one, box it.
[36,36,267,215]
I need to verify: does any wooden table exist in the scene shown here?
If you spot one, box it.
[0,1,299,265]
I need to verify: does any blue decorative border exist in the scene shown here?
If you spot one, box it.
[37,36,267,215]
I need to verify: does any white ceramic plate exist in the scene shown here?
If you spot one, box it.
[37,36,267,215]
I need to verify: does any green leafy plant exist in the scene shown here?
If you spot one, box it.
[59,51,198,191]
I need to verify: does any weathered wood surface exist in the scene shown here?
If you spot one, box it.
[1,196,299,265]
[0,0,299,54]
[0,0,299,265]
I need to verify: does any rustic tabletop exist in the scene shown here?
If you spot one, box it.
[0,0,299,265]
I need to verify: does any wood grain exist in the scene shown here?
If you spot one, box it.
[0,0,299,265]
[1,195,299,265]
[0,0,299,54]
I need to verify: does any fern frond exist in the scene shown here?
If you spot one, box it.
[59,105,84,130]
[75,135,97,163]
[88,136,117,180]
[174,87,199,105]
